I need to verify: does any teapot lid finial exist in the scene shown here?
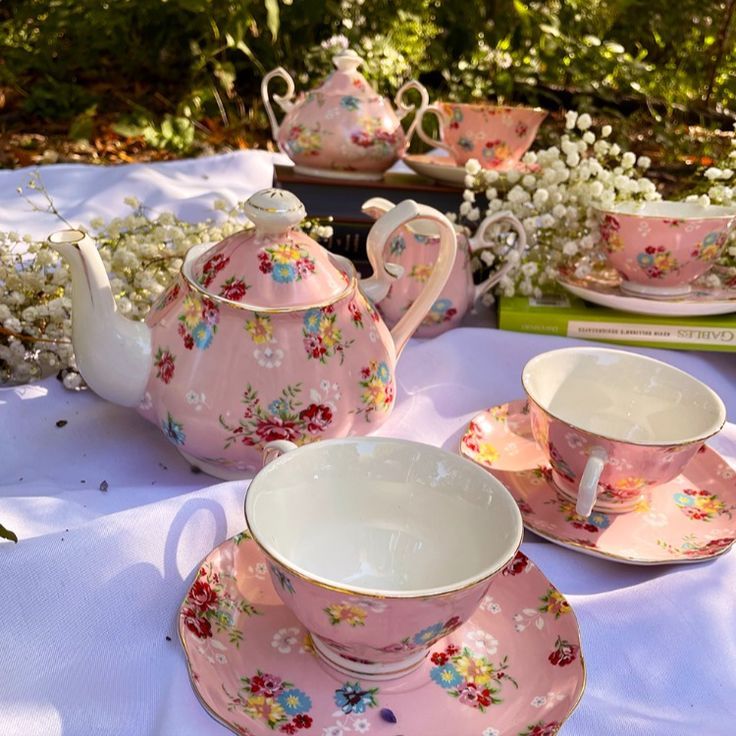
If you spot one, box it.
[243,188,306,234]
[332,49,364,73]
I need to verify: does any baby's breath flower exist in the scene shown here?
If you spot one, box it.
[576,113,592,130]
[465,158,482,175]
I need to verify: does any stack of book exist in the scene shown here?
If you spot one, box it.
[498,294,735,353]
[272,163,462,275]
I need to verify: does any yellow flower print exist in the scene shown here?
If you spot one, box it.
[325,602,367,627]
[701,497,726,516]
[320,320,342,349]
[245,695,285,726]
[488,405,508,423]
[269,243,303,264]
[454,654,494,685]
[539,588,571,618]
[477,442,499,465]
[409,264,433,283]
[181,294,201,329]
[362,378,386,408]
[699,243,720,260]
[245,314,273,344]
[615,477,647,491]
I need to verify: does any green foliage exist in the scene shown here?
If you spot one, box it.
[2,0,736,154]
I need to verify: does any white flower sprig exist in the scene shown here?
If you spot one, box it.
[456,112,660,301]
[0,178,332,387]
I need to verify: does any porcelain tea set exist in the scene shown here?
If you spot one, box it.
[261,48,546,184]
[47,50,734,735]
[51,191,733,731]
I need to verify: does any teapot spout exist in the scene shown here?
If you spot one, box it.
[49,230,152,408]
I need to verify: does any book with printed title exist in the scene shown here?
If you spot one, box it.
[498,294,736,352]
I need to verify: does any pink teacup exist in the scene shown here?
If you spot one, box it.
[596,201,736,298]
[414,102,546,169]
[522,347,726,518]
[244,437,523,680]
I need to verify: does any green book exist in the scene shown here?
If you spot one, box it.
[498,295,736,352]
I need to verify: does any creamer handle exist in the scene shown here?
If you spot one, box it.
[261,67,296,145]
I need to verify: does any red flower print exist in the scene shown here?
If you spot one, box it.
[293,714,312,729]
[444,615,461,630]
[200,254,230,287]
[220,278,247,301]
[360,366,371,379]
[258,251,273,274]
[280,725,296,734]
[515,121,528,136]
[303,334,327,360]
[255,417,302,443]
[431,651,448,665]
[351,130,373,148]
[295,259,315,278]
[154,348,175,384]
[189,579,218,611]
[599,214,620,242]
[299,403,333,434]
[503,552,529,576]
[529,721,561,736]
[182,608,212,639]
[548,636,579,667]
[458,682,492,708]
[183,335,194,350]
[445,643,460,655]
[348,300,363,326]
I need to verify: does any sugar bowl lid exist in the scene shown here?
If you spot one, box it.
[188,188,351,310]
[317,49,379,98]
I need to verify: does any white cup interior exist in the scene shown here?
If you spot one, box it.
[522,348,726,445]
[600,200,736,220]
[245,438,522,597]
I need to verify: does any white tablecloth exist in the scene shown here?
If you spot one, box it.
[1,153,735,736]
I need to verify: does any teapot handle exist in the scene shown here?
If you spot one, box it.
[261,67,296,144]
[468,211,527,300]
[414,104,453,157]
[394,80,429,144]
[364,200,457,357]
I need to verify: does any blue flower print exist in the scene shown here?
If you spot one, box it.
[334,682,378,714]
[376,361,390,384]
[637,252,654,268]
[413,621,444,645]
[673,492,695,507]
[270,563,295,594]
[277,688,312,715]
[431,663,462,689]
[340,95,361,111]
[587,511,610,529]
[703,231,719,246]
[430,298,452,318]
[458,136,474,151]
[389,234,406,255]
[191,321,213,349]
[161,413,185,446]
[268,398,288,416]
[303,308,322,333]
[273,263,296,283]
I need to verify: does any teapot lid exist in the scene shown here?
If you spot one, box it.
[188,188,352,310]
[315,50,380,98]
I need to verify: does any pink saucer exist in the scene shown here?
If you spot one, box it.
[179,533,585,736]
[461,400,736,565]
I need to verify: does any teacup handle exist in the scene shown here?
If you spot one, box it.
[261,67,296,144]
[468,211,528,300]
[394,80,429,144]
[262,440,298,467]
[576,447,608,518]
[363,199,457,356]
[414,104,453,157]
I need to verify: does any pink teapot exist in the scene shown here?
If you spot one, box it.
[262,49,428,180]
[362,197,527,337]
[49,189,456,479]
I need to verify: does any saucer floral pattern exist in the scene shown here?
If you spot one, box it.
[461,400,736,564]
[178,536,584,736]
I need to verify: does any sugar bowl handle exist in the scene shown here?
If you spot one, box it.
[394,80,429,144]
[261,67,296,144]
[364,200,457,357]
[469,211,528,300]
